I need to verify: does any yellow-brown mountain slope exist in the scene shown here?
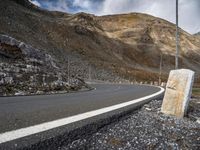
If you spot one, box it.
[1,0,200,84]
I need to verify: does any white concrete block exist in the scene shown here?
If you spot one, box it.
[161,69,195,118]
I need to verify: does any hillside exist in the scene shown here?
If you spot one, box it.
[195,32,200,35]
[194,32,200,38]
[0,0,200,91]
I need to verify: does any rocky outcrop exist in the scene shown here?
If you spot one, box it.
[0,34,89,96]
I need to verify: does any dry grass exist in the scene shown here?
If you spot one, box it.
[192,88,200,97]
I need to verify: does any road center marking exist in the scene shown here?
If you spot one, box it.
[0,86,164,144]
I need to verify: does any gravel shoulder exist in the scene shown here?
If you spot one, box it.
[61,98,200,150]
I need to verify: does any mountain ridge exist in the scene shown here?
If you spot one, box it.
[194,32,200,38]
[1,0,200,87]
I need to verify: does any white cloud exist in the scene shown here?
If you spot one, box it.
[73,0,91,9]
[45,0,70,12]
[30,0,200,34]
[29,0,41,7]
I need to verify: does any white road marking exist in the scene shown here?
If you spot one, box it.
[0,87,164,144]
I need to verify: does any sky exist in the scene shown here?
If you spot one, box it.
[30,0,200,34]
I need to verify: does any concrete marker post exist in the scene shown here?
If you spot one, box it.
[161,69,195,118]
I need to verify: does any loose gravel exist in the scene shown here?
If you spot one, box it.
[60,98,200,150]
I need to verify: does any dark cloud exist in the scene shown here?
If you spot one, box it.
[30,0,200,34]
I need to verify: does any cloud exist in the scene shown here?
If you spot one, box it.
[71,0,102,14]
[30,0,200,34]
[43,0,70,12]
[73,0,91,9]
[29,0,41,7]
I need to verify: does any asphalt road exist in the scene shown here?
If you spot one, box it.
[0,84,162,134]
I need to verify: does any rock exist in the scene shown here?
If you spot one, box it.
[161,69,195,118]
[15,91,26,96]
[0,79,4,85]
[36,91,44,95]
[145,108,152,111]
[4,76,13,84]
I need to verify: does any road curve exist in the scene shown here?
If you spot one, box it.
[0,84,164,147]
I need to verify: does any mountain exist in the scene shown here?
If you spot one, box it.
[0,0,200,95]
[194,32,200,37]
[195,32,200,35]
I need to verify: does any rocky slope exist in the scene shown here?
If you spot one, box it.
[0,0,200,90]
[0,34,89,96]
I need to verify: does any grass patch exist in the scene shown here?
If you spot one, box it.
[192,88,200,97]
